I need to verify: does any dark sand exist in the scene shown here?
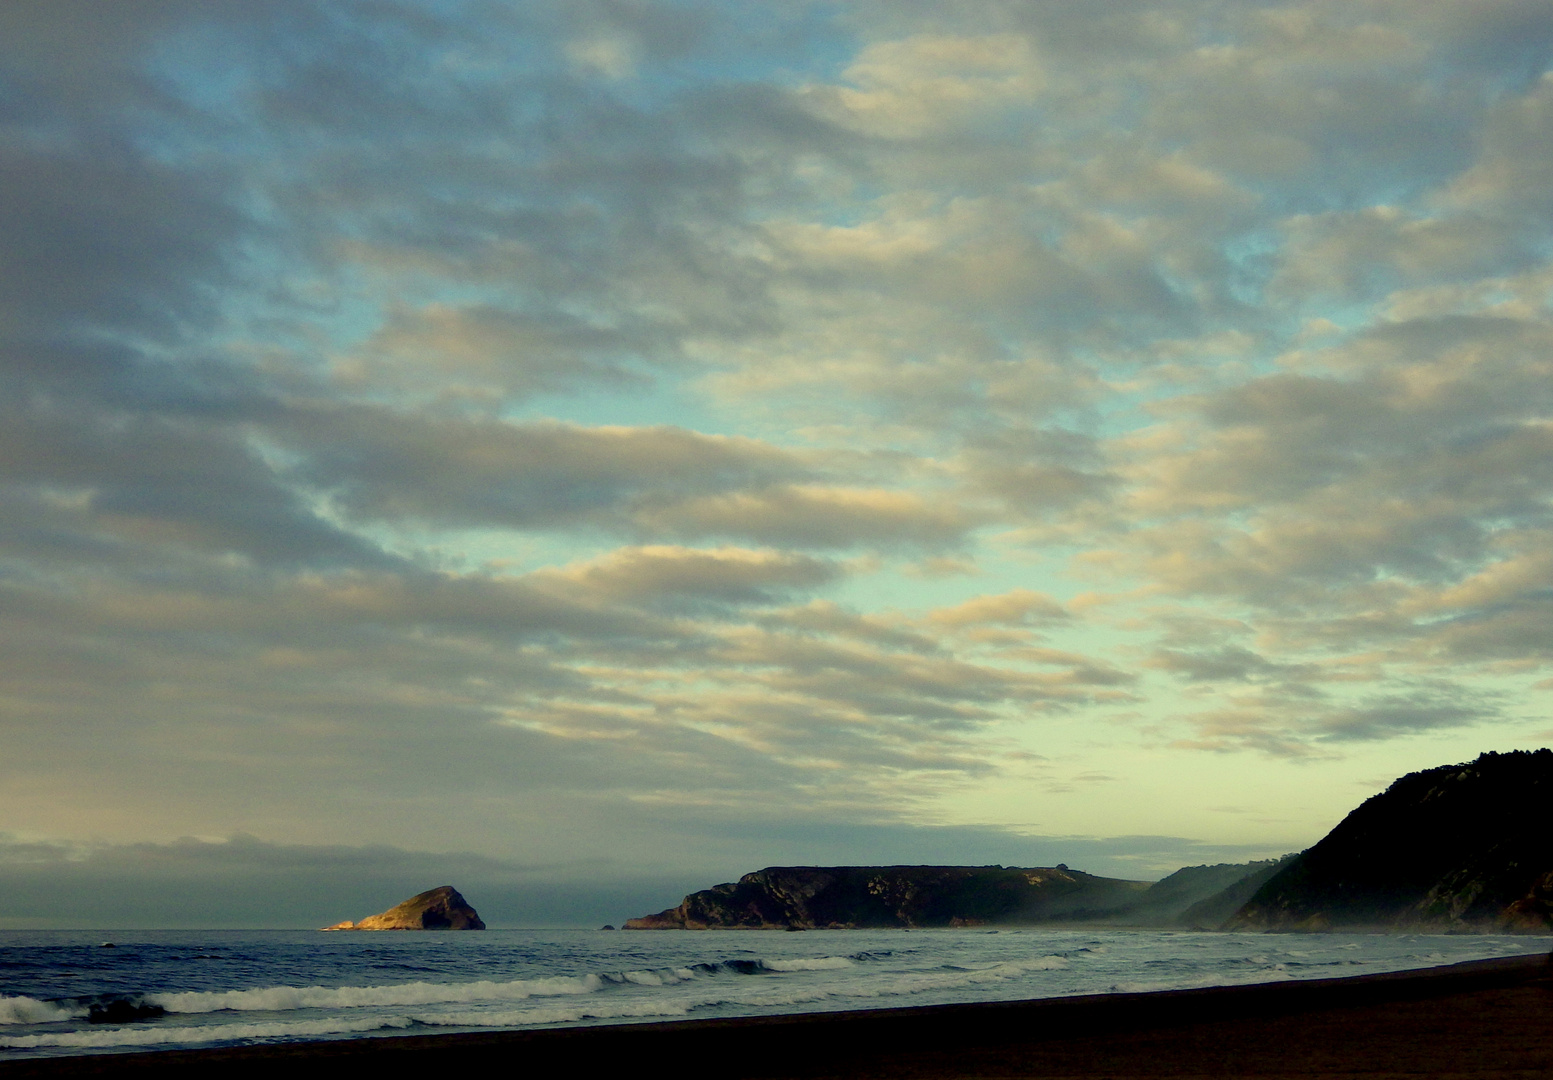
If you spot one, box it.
[4,952,1549,1078]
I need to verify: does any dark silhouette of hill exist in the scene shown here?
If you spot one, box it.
[1156,857,1295,928]
[624,861,1277,929]
[1228,750,1553,932]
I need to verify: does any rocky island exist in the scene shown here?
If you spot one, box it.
[323,885,485,930]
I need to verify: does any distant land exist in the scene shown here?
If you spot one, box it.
[624,860,1290,930]
[323,885,485,930]
[627,751,1553,933]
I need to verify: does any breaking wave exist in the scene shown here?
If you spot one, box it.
[147,974,603,1015]
[1,952,870,1038]
[1,1015,414,1051]
[760,956,854,972]
[141,955,860,1017]
[0,998,84,1026]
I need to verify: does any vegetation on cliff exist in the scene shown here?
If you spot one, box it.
[1229,750,1553,932]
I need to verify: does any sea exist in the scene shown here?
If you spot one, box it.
[0,928,1540,1061]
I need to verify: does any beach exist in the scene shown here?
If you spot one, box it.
[3,951,1547,1078]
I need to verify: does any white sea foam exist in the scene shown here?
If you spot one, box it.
[843,955,1070,998]
[414,998,697,1028]
[611,968,696,986]
[0,997,84,1026]
[699,985,836,1010]
[760,956,854,972]
[147,974,603,1015]
[1107,967,1298,996]
[0,1014,414,1051]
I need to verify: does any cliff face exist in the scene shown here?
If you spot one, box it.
[626,865,1164,929]
[324,885,485,930]
[1228,750,1553,932]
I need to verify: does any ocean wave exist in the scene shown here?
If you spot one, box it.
[842,955,1071,998]
[0,997,85,1026]
[413,998,697,1028]
[759,956,854,972]
[600,968,695,986]
[689,956,854,976]
[0,1014,414,1051]
[147,974,604,1015]
[692,985,837,1011]
[10,954,865,1031]
[1106,968,1296,995]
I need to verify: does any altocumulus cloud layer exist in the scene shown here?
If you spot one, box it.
[4,0,1553,924]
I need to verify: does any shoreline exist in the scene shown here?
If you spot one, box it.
[3,952,1549,1077]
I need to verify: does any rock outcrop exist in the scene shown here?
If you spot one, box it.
[1228,750,1553,932]
[323,885,485,930]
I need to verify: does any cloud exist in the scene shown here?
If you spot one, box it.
[927,589,1069,629]
[534,545,844,609]
[340,302,653,401]
[633,483,976,549]
[270,407,979,550]
[4,0,1552,912]
[801,34,1044,140]
[1446,68,1553,219]
[285,411,816,532]
[1103,313,1553,626]
[1273,207,1527,302]
[1315,690,1498,742]
[0,144,241,344]
[1166,682,1506,759]
[1148,646,1321,685]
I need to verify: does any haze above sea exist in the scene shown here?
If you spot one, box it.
[0,929,1539,1060]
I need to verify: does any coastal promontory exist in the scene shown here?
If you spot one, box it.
[1228,750,1553,932]
[624,751,1553,934]
[623,863,1268,929]
[323,885,485,930]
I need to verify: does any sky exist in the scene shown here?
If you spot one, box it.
[4,0,1553,928]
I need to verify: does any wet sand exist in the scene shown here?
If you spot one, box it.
[3,952,1549,1078]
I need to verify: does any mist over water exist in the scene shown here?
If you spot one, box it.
[0,929,1536,1060]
